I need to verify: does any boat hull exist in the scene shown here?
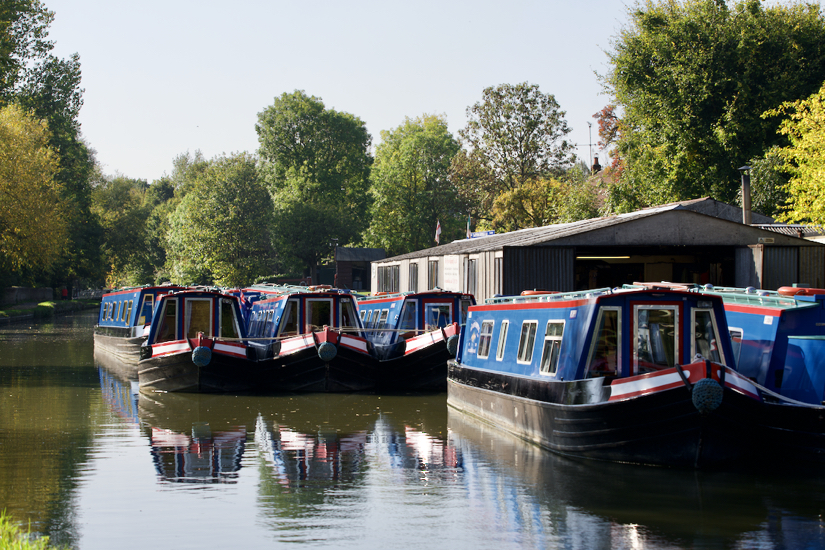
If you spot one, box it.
[93,329,145,365]
[138,351,261,393]
[258,345,377,392]
[447,362,825,468]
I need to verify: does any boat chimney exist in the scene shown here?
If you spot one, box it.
[738,165,752,225]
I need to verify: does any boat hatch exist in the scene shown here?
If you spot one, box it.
[306,298,332,332]
[425,302,452,331]
[185,298,213,339]
[633,304,679,375]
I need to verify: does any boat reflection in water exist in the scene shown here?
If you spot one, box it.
[254,393,459,491]
[96,351,139,426]
[447,406,825,549]
[138,392,249,484]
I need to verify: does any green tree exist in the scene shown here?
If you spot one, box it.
[450,82,576,233]
[605,0,825,211]
[256,91,372,279]
[165,153,275,287]
[91,175,152,287]
[366,114,461,256]
[0,1,102,286]
[0,104,65,276]
[765,82,825,224]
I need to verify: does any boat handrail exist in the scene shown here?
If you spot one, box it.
[483,287,615,305]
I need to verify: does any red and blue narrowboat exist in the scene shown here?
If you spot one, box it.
[138,288,253,393]
[239,284,375,392]
[357,290,475,391]
[448,286,825,468]
[94,284,185,364]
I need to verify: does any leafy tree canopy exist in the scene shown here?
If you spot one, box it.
[766,82,825,224]
[450,82,576,233]
[256,91,372,277]
[166,153,275,287]
[606,0,825,212]
[0,103,65,277]
[365,114,461,256]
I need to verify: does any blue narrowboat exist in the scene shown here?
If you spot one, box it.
[357,290,475,390]
[239,284,375,392]
[688,284,825,405]
[94,284,185,364]
[448,286,825,468]
[138,288,253,393]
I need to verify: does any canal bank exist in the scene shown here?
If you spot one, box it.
[0,299,100,324]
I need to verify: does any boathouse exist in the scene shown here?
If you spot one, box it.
[369,198,825,303]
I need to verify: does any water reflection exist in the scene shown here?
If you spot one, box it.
[447,407,825,549]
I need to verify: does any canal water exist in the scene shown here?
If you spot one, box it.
[2,311,825,549]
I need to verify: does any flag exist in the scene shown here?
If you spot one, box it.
[466,215,471,239]
[435,219,442,244]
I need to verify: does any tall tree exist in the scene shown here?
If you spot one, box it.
[605,0,825,211]
[765,82,825,224]
[0,104,65,277]
[366,114,461,256]
[165,153,275,287]
[256,91,372,279]
[0,0,102,286]
[450,82,576,233]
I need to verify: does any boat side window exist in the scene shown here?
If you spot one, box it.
[496,320,509,361]
[156,299,178,343]
[139,295,154,325]
[185,298,213,339]
[341,299,359,333]
[692,308,723,364]
[116,301,122,322]
[634,305,678,374]
[265,309,275,335]
[517,321,539,364]
[477,320,495,359]
[279,301,298,337]
[585,307,620,378]
[364,309,374,329]
[125,300,133,323]
[398,301,417,338]
[307,299,332,332]
[360,309,366,321]
[729,327,743,366]
[220,299,239,339]
[460,300,472,325]
[539,321,565,375]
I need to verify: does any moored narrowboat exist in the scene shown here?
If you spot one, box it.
[138,288,253,393]
[357,290,475,390]
[629,282,825,405]
[94,284,185,364]
[240,284,375,392]
[447,286,825,468]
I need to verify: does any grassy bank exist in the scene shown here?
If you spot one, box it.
[0,299,100,321]
[0,511,61,550]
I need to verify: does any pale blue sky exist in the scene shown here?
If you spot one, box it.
[47,0,632,182]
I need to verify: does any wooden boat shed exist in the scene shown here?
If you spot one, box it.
[370,198,825,304]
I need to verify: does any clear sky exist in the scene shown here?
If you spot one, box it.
[46,0,632,183]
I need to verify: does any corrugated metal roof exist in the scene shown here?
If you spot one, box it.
[753,224,825,238]
[380,198,814,263]
[335,247,386,262]
[385,204,678,261]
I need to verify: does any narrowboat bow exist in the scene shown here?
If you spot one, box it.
[447,286,825,468]
[138,288,253,393]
